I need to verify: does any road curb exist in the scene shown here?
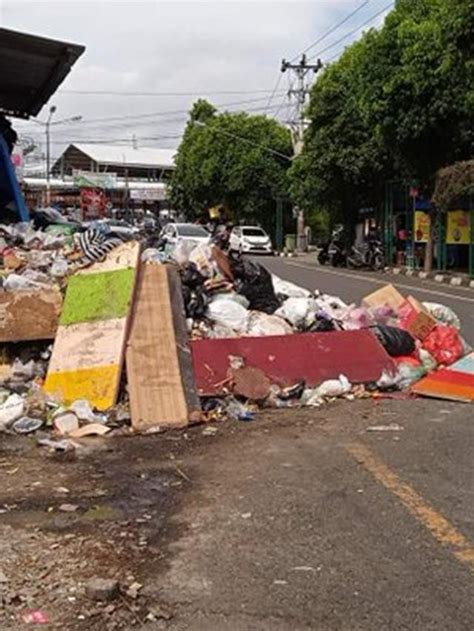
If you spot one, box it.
[385,266,472,288]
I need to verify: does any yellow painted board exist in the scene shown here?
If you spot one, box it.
[44,364,120,410]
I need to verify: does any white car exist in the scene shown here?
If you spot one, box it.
[159,222,210,248]
[229,226,273,254]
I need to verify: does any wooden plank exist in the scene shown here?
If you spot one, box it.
[0,288,62,342]
[166,266,201,422]
[126,264,189,430]
[44,242,139,410]
[190,329,395,396]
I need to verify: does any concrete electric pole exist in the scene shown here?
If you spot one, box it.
[281,54,322,250]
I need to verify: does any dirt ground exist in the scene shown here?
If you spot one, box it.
[0,396,471,630]
[0,409,316,629]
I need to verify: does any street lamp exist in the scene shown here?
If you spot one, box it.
[43,106,82,205]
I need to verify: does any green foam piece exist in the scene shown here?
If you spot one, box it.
[60,268,135,325]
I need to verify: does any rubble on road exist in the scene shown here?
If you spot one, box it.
[0,224,471,444]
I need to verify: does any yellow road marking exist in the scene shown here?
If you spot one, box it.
[347,442,474,570]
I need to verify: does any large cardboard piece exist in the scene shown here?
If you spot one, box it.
[126,264,195,431]
[0,289,62,342]
[362,284,405,311]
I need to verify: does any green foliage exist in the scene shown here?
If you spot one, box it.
[170,100,292,231]
[433,160,474,209]
[290,0,474,224]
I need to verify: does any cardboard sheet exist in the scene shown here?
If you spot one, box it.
[0,288,62,342]
[126,264,190,430]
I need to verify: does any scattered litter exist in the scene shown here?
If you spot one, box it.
[69,423,112,438]
[12,417,43,434]
[58,503,79,512]
[367,423,404,432]
[202,426,219,436]
[20,610,50,624]
[0,394,25,430]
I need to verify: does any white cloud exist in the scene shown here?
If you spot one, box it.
[1,0,385,157]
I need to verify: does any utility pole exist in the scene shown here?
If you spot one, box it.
[281,54,322,251]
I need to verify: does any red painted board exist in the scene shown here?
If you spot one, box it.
[412,368,474,403]
[190,329,394,396]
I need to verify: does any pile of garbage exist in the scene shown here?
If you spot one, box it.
[0,228,471,441]
[0,217,131,292]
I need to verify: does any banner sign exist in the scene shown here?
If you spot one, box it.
[129,187,166,201]
[414,211,431,243]
[73,171,117,189]
[446,210,470,245]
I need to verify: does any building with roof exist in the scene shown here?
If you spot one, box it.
[52,143,176,181]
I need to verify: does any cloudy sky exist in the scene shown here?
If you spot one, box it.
[1,0,392,161]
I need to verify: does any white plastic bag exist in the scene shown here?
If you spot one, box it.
[206,298,249,333]
[245,312,293,337]
[274,297,317,328]
[3,273,46,292]
[0,394,25,430]
[172,239,198,265]
[422,302,461,330]
[50,255,69,278]
[271,274,311,298]
[303,374,351,406]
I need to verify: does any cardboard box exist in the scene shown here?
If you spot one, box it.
[362,284,405,311]
[398,296,437,341]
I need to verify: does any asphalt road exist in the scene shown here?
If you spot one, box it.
[140,257,474,631]
[261,255,474,346]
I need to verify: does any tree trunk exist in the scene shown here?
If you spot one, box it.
[424,210,435,273]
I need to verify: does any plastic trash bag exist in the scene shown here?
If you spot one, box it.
[341,306,374,331]
[302,374,351,406]
[232,259,280,314]
[372,325,416,357]
[211,292,250,309]
[271,274,311,299]
[3,273,47,292]
[274,297,317,328]
[245,311,293,337]
[206,297,249,333]
[0,393,25,430]
[50,255,69,278]
[172,238,199,265]
[180,262,206,288]
[422,325,464,366]
[422,302,461,330]
[189,244,220,278]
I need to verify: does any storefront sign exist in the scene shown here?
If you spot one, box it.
[129,187,166,201]
[80,188,107,219]
[414,211,431,243]
[446,209,470,245]
[73,171,117,189]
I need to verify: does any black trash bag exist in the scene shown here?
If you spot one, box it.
[180,262,205,289]
[306,313,336,332]
[372,325,416,357]
[181,286,209,319]
[231,259,280,314]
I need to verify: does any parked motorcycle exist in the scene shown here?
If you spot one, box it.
[318,226,347,267]
[346,238,385,271]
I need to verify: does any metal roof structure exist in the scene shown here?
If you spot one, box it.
[0,28,85,119]
[70,143,176,169]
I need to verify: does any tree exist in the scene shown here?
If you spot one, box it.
[289,0,474,268]
[170,100,292,233]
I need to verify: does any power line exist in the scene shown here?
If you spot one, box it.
[59,88,287,97]
[289,0,370,63]
[19,96,280,130]
[264,74,284,112]
[308,1,395,61]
